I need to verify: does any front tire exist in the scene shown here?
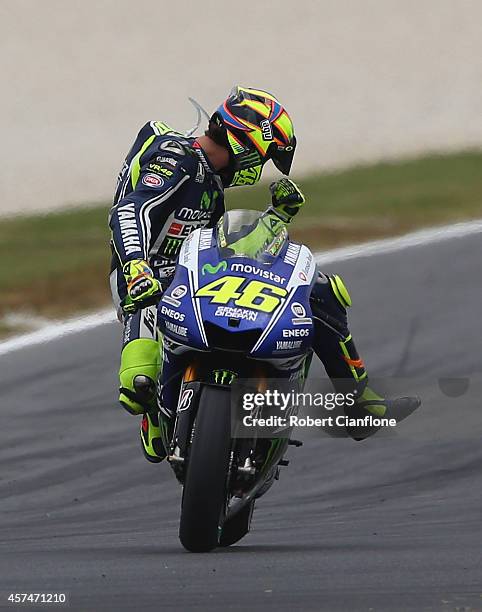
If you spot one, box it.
[219,500,255,547]
[179,386,232,552]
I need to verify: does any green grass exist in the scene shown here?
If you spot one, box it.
[1,150,481,326]
[0,206,111,317]
[229,150,482,246]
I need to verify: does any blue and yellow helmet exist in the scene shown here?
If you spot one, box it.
[211,86,296,187]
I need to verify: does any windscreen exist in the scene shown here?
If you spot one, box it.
[217,209,288,262]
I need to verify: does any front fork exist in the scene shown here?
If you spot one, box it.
[165,353,310,487]
[165,358,230,482]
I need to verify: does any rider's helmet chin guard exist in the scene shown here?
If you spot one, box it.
[210,86,297,188]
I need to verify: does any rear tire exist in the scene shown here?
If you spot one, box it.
[179,386,232,552]
[219,500,255,547]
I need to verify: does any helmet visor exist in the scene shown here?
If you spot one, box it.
[269,136,296,175]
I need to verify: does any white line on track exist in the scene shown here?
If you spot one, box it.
[0,309,116,357]
[313,218,482,266]
[1,218,482,357]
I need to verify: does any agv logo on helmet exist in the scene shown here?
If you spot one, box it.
[210,86,297,187]
[260,119,273,141]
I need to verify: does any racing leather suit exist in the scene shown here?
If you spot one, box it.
[109,122,225,413]
[110,121,224,307]
[109,121,376,434]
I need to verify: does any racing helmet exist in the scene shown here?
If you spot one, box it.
[210,86,296,187]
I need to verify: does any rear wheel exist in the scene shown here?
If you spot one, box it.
[179,386,232,552]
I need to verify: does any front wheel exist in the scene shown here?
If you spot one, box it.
[219,500,255,547]
[179,386,232,552]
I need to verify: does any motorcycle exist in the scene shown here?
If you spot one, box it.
[156,209,317,552]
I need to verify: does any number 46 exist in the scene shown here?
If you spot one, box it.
[195,275,287,313]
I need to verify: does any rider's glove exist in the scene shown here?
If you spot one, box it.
[269,178,305,223]
[122,259,161,313]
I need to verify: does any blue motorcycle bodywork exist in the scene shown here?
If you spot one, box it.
[158,227,317,365]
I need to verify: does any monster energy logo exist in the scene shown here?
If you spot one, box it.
[201,260,228,275]
[163,237,182,256]
[213,369,237,385]
[200,191,211,210]
[238,151,261,169]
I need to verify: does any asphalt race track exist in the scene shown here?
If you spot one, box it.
[1,232,481,611]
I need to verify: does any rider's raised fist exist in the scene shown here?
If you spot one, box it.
[269,178,305,223]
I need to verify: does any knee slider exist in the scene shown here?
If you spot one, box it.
[329,274,352,309]
[119,338,161,392]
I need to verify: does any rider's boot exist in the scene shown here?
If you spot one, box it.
[140,411,173,463]
[119,338,161,415]
[356,386,420,418]
[118,336,172,462]
[310,272,420,439]
[139,345,184,463]
[348,386,421,440]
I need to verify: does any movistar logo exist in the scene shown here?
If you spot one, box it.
[201,260,227,275]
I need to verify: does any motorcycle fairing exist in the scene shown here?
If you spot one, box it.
[161,226,316,357]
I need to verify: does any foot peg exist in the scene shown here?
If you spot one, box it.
[288,439,303,447]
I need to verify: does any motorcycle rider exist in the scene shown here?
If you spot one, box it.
[109,86,419,462]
